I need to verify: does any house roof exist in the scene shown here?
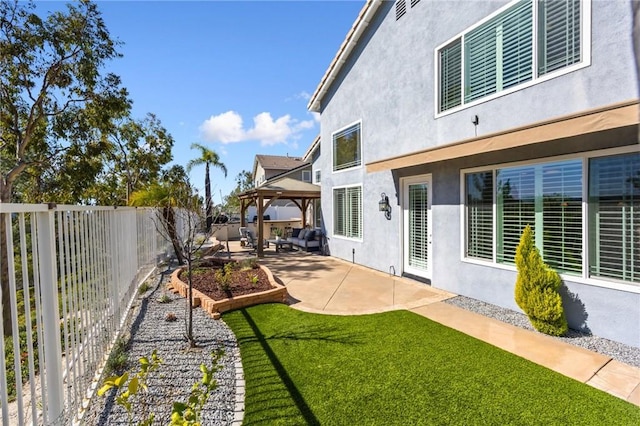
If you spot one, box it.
[302,134,320,162]
[307,0,383,113]
[265,161,312,183]
[255,154,305,171]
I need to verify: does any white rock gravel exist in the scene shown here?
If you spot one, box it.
[445,295,640,368]
[81,267,241,425]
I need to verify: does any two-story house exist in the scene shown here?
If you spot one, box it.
[308,0,639,347]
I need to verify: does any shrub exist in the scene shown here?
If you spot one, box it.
[138,281,151,295]
[514,225,568,336]
[158,293,172,304]
[239,258,258,271]
[105,337,129,375]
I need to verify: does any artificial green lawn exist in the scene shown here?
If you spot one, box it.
[223,304,640,425]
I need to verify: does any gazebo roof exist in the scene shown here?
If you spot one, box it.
[239,177,320,200]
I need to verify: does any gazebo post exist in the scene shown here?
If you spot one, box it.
[257,194,264,258]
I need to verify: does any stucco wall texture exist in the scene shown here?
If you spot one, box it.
[317,0,639,347]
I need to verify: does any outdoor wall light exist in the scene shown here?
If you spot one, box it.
[378,192,391,220]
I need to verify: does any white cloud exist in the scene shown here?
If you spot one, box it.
[247,112,293,145]
[199,110,316,146]
[199,111,245,143]
[311,112,321,123]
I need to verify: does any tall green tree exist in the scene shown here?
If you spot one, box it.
[223,170,253,214]
[91,113,174,205]
[0,0,129,335]
[186,143,227,232]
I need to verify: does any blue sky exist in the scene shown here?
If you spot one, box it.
[39,0,365,203]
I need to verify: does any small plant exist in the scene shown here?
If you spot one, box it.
[214,268,231,291]
[239,258,257,271]
[170,350,224,425]
[158,293,172,304]
[514,225,568,336]
[165,312,178,322]
[105,337,128,375]
[138,281,151,295]
[98,350,163,425]
[248,273,259,286]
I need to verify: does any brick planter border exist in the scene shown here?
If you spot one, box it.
[168,263,287,319]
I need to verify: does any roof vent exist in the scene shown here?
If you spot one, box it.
[396,0,407,20]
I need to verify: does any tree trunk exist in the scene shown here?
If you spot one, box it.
[186,256,195,348]
[0,213,12,337]
[1,179,13,336]
[205,162,212,232]
[163,207,185,265]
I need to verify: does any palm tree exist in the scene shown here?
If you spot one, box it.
[186,143,227,232]
[130,183,186,265]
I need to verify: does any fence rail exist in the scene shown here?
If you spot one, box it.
[0,204,171,425]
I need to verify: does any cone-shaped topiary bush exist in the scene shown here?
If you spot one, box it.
[515,225,568,336]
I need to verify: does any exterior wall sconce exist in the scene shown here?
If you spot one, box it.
[378,192,391,220]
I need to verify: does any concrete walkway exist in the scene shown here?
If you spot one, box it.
[220,241,640,406]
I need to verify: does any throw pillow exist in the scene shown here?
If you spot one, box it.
[305,230,316,241]
[298,229,307,240]
[291,228,301,238]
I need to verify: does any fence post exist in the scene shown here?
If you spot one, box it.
[36,208,65,423]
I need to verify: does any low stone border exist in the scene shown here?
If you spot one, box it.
[168,263,287,319]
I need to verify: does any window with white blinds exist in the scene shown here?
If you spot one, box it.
[464,151,638,286]
[496,160,583,272]
[333,123,361,172]
[439,40,462,112]
[466,171,493,260]
[408,183,429,270]
[589,153,640,283]
[333,186,362,239]
[496,165,536,265]
[464,0,533,103]
[538,0,581,75]
[437,0,586,113]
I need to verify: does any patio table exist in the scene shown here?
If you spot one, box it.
[267,238,294,253]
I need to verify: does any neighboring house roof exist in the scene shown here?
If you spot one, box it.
[302,134,320,162]
[265,161,311,183]
[255,154,304,171]
[308,0,383,113]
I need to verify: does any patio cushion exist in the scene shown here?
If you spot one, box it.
[291,228,301,238]
[298,229,307,240]
[305,230,316,241]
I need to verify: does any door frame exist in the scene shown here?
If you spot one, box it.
[401,174,433,280]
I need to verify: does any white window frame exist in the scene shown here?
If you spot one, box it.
[332,184,363,241]
[435,0,591,117]
[331,120,363,174]
[459,145,640,294]
[314,169,321,184]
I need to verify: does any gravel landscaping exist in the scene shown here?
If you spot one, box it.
[445,295,640,368]
[81,267,242,426]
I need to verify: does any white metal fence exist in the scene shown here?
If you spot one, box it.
[0,204,171,425]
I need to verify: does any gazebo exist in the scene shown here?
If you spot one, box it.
[238,177,321,257]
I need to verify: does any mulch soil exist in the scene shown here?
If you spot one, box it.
[178,260,272,301]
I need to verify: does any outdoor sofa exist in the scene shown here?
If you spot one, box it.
[286,228,322,252]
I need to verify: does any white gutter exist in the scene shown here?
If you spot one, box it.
[307,0,383,113]
[302,134,320,161]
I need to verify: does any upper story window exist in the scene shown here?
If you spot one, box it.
[437,0,588,114]
[315,170,321,183]
[302,170,311,182]
[332,122,361,172]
